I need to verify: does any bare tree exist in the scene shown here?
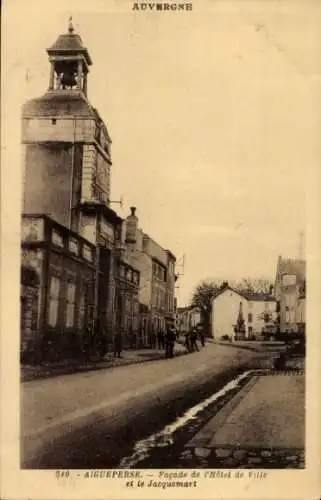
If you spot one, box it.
[233,278,273,295]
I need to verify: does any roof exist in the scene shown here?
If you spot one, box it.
[177,306,192,313]
[47,32,92,65]
[242,292,275,302]
[177,305,200,313]
[22,91,98,119]
[212,285,275,303]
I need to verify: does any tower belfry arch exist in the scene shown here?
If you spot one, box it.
[47,17,92,95]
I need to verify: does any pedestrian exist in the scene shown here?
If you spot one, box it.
[113,331,123,358]
[157,329,165,350]
[165,325,176,358]
[199,329,205,347]
[184,331,191,352]
[190,327,199,352]
[150,327,157,349]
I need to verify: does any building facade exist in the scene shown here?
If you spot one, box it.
[274,256,306,335]
[20,22,140,361]
[121,208,177,346]
[177,306,201,334]
[211,286,276,340]
[21,215,97,362]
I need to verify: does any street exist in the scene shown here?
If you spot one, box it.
[21,342,303,469]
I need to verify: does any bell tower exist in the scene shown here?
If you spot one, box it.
[47,17,92,95]
[22,20,112,233]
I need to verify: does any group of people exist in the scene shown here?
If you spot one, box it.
[111,323,206,360]
[183,327,205,353]
[156,326,177,359]
[156,325,206,359]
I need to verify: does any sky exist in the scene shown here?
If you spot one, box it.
[3,0,321,305]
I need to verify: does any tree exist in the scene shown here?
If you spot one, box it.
[191,279,223,336]
[257,311,274,324]
[233,278,273,295]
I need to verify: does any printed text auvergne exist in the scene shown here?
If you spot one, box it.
[132,3,193,11]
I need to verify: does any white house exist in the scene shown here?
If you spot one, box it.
[247,294,277,338]
[212,287,245,339]
[211,285,277,340]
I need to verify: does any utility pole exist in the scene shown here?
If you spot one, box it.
[175,254,185,289]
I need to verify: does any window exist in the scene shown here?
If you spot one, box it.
[125,296,131,314]
[95,122,101,144]
[285,310,290,323]
[248,302,252,310]
[69,238,79,255]
[48,276,60,327]
[66,282,76,328]
[78,288,85,330]
[83,245,93,262]
[52,230,64,248]
[119,265,125,278]
[248,313,253,323]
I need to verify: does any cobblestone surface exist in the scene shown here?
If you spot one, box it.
[186,447,305,468]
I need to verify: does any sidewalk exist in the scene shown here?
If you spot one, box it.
[186,372,305,468]
[21,342,188,383]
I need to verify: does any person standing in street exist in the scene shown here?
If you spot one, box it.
[199,328,205,347]
[184,331,191,352]
[190,327,199,352]
[165,325,176,358]
[157,329,165,350]
[113,331,123,358]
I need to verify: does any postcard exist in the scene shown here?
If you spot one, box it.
[1,0,321,499]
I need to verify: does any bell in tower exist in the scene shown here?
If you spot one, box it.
[47,17,92,95]
[57,61,78,89]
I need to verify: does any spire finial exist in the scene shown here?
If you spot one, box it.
[68,16,74,34]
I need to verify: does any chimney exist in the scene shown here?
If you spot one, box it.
[125,206,138,244]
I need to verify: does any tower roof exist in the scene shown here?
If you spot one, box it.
[22,91,96,118]
[47,19,92,66]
